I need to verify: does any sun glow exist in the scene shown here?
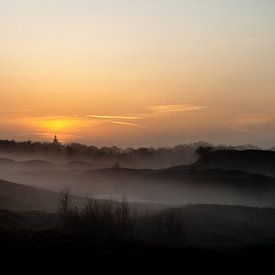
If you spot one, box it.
[44,119,76,132]
[27,117,82,134]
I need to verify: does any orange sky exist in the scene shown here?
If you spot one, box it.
[0,1,275,147]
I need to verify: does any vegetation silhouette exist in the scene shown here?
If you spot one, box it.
[58,188,185,244]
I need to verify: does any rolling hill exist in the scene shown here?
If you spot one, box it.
[0,179,85,212]
[193,150,275,177]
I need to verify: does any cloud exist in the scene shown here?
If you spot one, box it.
[111,121,149,129]
[229,115,272,133]
[86,103,206,131]
[88,115,145,120]
[148,104,207,114]
[88,104,206,121]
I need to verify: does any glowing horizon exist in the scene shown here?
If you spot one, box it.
[0,0,275,147]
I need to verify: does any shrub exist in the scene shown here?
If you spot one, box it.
[58,189,185,244]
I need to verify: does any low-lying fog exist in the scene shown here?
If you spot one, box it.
[1,154,275,210]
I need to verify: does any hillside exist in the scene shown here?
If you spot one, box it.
[0,179,61,212]
[159,204,275,247]
[75,165,275,206]
[193,150,275,177]
[2,150,275,208]
[0,179,85,212]
[1,204,275,261]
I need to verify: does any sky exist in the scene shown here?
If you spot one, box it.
[0,0,275,147]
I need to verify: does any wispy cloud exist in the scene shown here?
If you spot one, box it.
[111,121,150,129]
[88,104,206,121]
[148,104,207,114]
[86,103,206,130]
[88,115,145,120]
[229,115,272,133]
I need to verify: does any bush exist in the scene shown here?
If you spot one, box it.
[58,190,132,236]
[58,189,186,244]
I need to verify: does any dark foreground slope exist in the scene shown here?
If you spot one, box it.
[0,179,85,212]
[1,204,275,263]
[0,179,60,212]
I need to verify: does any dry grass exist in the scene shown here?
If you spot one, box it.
[58,188,185,244]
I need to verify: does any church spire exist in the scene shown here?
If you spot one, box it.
[53,135,60,145]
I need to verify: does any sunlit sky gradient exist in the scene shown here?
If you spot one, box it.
[0,0,275,147]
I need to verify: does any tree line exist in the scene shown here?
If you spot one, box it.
[0,139,261,168]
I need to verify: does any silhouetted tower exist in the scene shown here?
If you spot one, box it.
[53,135,60,145]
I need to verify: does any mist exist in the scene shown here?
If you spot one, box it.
[2,141,275,261]
[1,144,275,210]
